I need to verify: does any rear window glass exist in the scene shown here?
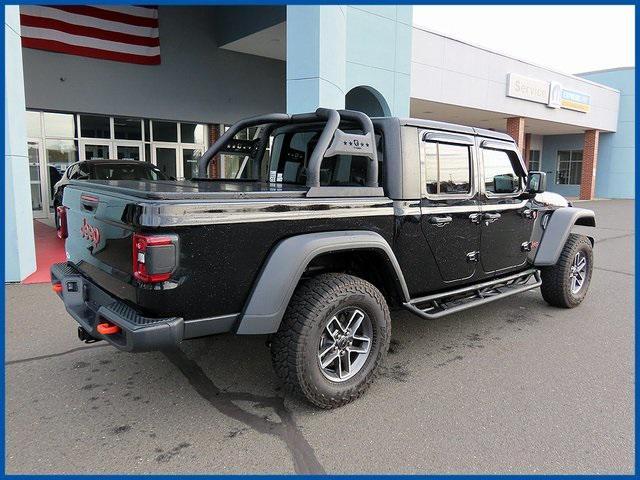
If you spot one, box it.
[267,130,381,187]
[90,163,168,181]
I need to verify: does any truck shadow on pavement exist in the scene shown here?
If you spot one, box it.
[158,293,549,474]
[162,348,325,474]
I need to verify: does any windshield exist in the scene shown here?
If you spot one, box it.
[90,163,169,181]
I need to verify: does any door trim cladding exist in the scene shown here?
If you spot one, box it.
[235,231,410,335]
[534,207,596,266]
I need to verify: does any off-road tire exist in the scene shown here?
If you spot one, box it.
[271,273,391,409]
[540,233,593,308]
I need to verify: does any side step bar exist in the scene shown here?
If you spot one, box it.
[403,268,542,320]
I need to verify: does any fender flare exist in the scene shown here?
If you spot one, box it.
[534,207,596,266]
[235,231,410,335]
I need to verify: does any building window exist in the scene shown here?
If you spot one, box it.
[152,120,178,142]
[529,150,541,171]
[26,110,208,219]
[556,150,583,185]
[114,117,142,140]
[79,114,110,139]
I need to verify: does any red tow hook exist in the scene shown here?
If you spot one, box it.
[97,322,121,335]
[52,282,63,294]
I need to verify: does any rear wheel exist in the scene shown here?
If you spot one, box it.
[271,273,391,409]
[540,233,593,308]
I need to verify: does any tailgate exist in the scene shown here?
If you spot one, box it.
[63,184,136,291]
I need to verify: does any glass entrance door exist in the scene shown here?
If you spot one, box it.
[80,141,112,160]
[116,144,142,161]
[28,141,48,218]
[153,145,178,179]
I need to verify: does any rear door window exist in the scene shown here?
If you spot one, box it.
[423,142,472,196]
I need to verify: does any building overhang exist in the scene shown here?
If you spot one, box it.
[410,27,620,134]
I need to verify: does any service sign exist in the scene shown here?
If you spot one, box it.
[507,73,590,113]
[506,73,550,105]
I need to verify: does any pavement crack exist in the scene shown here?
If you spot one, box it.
[5,344,109,366]
[163,348,325,474]
[595,233,635,244]
[594,266,634,277]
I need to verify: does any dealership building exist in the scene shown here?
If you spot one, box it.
[5,5,635,281]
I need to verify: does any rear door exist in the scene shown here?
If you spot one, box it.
[477,139,535,273]
[419,131,482,283]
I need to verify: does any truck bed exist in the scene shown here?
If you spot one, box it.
[69,179,310,200]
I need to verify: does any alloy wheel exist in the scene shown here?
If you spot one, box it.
[317,307,373,382]
[569,251,588,294]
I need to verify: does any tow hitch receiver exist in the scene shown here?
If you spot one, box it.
[77,326,100,344]
[97,322,121,335]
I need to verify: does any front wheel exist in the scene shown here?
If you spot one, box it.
[540,233,593,308]
[271,273,391,409]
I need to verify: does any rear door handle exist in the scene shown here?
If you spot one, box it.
[429,215,452,226]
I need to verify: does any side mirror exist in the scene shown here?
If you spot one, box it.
[493,174,518,194]
[527,171,547,194]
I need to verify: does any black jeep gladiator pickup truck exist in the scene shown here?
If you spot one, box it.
[52,108,595,408]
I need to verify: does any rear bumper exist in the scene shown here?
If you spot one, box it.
[51,262,185,352]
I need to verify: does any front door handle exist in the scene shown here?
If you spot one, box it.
[429,215,453,226]
[469,213,483,224]
[483,212,501,223]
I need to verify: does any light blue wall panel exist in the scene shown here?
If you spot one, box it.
[287,5,412,117]
[579,68,634,199]
[286,5,346,113]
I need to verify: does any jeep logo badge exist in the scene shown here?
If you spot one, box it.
[80,218,101,248]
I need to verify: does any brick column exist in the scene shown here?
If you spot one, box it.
[523,133,532,168]
[506,117,526,155]
[207,124,221,178]
[579,129,600,200]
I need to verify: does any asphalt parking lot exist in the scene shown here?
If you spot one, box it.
[5,199,634,474]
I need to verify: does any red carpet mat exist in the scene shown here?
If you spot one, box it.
[22,221,66,284]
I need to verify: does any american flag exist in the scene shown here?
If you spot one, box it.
[20,5,160,65]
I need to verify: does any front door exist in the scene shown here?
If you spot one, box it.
[115,143,142,161]
[153,145,178,179]
[478,143,535,273]
[419,132,482,283]
[80,141,112,160]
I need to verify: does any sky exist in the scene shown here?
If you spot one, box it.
[413,6,635,75]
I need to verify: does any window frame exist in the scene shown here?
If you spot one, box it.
[528,149,541,171]
[419,130,476,200]
[555,149,583,185]
[479,143,525,198]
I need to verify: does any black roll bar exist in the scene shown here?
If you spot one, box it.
[197,108,379,188]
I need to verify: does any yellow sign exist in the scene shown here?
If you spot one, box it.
[560,89,590,113]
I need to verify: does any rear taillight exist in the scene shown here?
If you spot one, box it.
[132,234,177,283]
[56,206,68,239]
